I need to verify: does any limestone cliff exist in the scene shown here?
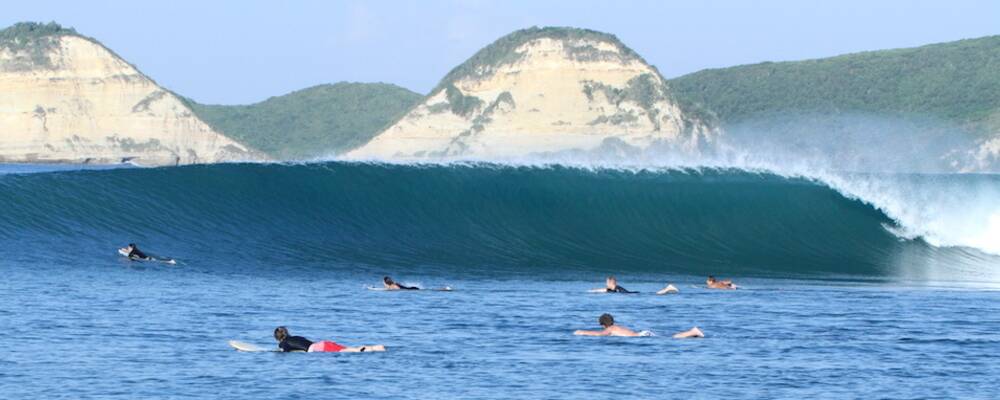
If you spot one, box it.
[0,23,259,165]
[346,27,716,160]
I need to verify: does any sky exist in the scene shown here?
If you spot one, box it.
[4,0,998,104]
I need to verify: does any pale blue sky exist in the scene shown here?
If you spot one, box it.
[4,0,998,104]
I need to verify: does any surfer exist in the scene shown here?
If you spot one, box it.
[589,275,636,293]
[706,276,737,290]
[573,313,704,339]
[383,276,419,290]
[273,326,385,353]
[121,243,151,261]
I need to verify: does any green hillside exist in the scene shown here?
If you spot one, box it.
[669,35,1000,136]
[186,83,422,159]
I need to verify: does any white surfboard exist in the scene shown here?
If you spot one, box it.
[228,340,277,352]
[367,286,453,291]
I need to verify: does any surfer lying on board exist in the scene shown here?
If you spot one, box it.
[121,243,150,261]
[573,313,704,339]
[706,276,737,290]
[588,276,637,293]
[119,243,176,264]
[274,326,385,353]
[383,276,419,290]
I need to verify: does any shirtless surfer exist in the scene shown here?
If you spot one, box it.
[588,276,637,293]
[573,313,704,339]
[706,276,737,290]
[273,326,385,353]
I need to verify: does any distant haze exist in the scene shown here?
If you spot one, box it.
[3,0,998,104]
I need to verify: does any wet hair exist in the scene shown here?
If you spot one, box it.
[383,276,394,285]
[128,243,136,248]
[599,313,614,327]
[274,326,289,342]
[707,276,716,282]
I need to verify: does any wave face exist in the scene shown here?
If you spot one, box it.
[1,163,997,279]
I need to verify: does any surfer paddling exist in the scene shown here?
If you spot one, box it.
[383,276,419,290]
[119,243,176,264]
[120,243,150,260]
[588,276,637,293]
[706,276,737,290]
[573,313,704,339]
[274,326,385,353]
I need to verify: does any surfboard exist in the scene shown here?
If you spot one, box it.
[366,286,453,291]
[228,340,277,352]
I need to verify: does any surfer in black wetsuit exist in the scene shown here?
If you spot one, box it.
[589,276,637,293]
[383,276,419,290]
[122,243,151,260]
[274,326,315,352]
[273,326,386,353]
[119,243,177,264]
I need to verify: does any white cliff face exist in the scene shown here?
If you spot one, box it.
[0,35,259,165]
[346,36,716,160]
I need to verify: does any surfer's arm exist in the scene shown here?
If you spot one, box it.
[340,345,386,352]
[574,329,609,336]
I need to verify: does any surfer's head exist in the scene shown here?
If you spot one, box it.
[127,243,136,249]
[606,276,617,289]
[274,326,289,342]
[707,276,716,284]
[383,276,394,285]
[599,313,614,328]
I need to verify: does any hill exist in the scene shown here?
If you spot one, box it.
[669,35,1000,169]
[347,26,716,160]
[0,22,259,165]
[186,83,421,159]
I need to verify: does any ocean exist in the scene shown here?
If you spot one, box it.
[2,162,999,399]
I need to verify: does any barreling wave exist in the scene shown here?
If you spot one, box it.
[0,162,996,278]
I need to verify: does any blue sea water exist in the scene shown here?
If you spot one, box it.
[1,162,999,399]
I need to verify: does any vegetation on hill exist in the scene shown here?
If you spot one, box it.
[433,26,647,93]
[0,21,77,43]
[669,35,1000,136]
[186,83,422,159]
[0,22,80,69]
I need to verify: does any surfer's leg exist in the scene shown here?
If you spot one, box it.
[673,327,704,339]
